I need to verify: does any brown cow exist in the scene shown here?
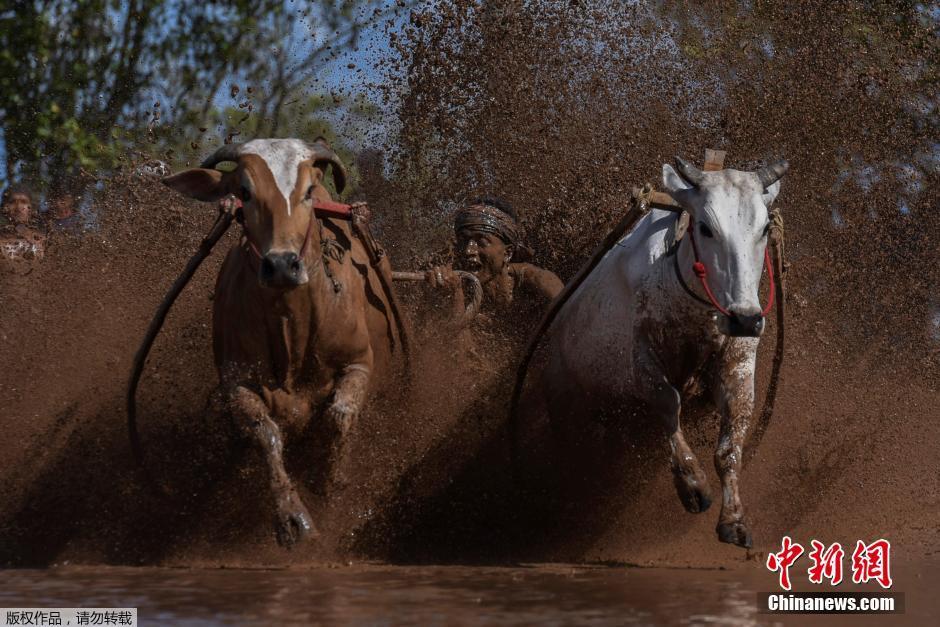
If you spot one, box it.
[163,138,407,546]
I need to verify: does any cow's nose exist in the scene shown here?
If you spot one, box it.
[260,251,306,287]
[727,311,764,337]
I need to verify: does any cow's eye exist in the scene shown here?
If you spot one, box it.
[699,222,714,238]
[304,185,314,201]
[240,186,251,202]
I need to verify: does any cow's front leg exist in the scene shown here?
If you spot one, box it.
[649,377,712,514]
[713,338,759,548]
[323,363,371,490]
[229,385,316,546]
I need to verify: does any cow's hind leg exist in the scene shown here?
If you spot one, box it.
[229,385,316,546]
[669,426,712,514]
[655,382,712,514]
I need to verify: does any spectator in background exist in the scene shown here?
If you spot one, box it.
[1,185,35,229]
[46,193,84,235]
[1,185,45,262]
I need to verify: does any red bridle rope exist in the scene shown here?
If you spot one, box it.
[688,229,775,317]
[220,195,352,262]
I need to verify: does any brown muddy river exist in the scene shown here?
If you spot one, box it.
[1,562,935,626]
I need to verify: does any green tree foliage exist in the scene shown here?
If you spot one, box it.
[0,0,403,193]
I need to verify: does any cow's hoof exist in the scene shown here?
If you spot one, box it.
[325,401,356,435]
[275,507,316,547]
[275,494,317,547]
[672,469,712,514]
[717,520,753,548]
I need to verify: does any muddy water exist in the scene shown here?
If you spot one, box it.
[1,562,936,626]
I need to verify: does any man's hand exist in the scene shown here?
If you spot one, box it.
[425,264,467,323]
[425,265,462,291]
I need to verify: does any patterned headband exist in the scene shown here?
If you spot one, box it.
[454,204,523,247]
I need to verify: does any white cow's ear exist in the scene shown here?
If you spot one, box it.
[662,164,697,209]
[762,180,781,206]
[662,164,694,193]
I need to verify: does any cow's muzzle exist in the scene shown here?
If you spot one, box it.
[726,310,765,337]
[260,251,308,288]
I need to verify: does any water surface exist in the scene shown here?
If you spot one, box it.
[1,562,933,626]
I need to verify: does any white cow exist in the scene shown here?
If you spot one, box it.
[535,157,788,547]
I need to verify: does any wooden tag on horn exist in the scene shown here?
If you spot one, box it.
[704,149,726,172]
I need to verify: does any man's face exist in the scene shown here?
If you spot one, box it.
[4,193,32,224]
[455,228,512,280]
[52,195,75,220]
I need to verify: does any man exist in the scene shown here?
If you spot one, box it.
[1,185,45,262]
[1,186,35,228]
[46,193,84,235]
[427,196,563,329]
[418,198,564,483]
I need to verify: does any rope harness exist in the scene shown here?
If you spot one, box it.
[672,226,776,317]
[232,196,351,270]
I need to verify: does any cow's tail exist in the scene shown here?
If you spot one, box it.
[744,208,787,466]
[508,186,682,482]
[127,203,236,497]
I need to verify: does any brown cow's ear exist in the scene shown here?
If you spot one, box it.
[162,168,227,202]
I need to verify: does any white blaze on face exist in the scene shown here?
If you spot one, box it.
[240,138,313,217]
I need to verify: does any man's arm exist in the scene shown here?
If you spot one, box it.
[513,263,564,301]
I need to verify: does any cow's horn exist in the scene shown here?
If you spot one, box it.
[306,137,347,194]
[200,144,243,169]
[674,156,706,187]
[757,159,789,189]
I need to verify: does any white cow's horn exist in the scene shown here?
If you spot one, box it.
[200,144,243,169]
[757,159,789,190]
[675,156,706,187]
